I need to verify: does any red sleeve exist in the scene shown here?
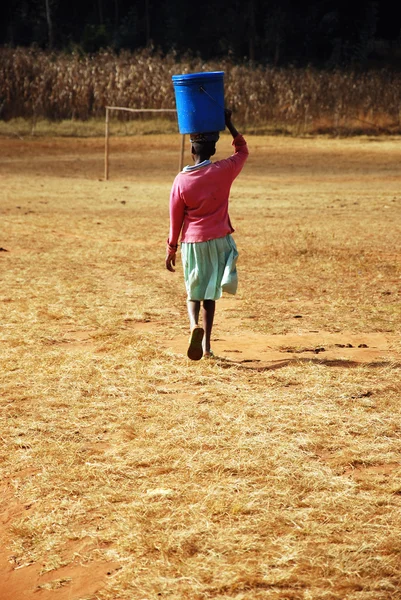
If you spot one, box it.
[231,134,249,164]
[216,133,249,179]
[232,133,249,153]
[168,176,185,247]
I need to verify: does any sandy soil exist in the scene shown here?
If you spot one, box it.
[163,296,399,368]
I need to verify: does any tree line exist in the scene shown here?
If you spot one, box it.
[1,0,400,67]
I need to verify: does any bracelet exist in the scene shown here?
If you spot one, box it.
[167,239,179,252]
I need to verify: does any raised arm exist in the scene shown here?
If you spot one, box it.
[221,109,249,176]
[225,109,239,138]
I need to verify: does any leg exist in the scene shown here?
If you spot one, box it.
[202,300,215,354]
[187,300,204,360]
[187,300,200,330]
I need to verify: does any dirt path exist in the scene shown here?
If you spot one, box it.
[160,297,399,368]
[0,479,120,600]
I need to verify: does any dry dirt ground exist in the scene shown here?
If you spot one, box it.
[1,132,401,599]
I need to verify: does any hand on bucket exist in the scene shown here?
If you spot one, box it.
[224,108,233,125]
[224,109,239,138]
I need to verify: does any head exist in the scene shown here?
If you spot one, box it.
[190,132,219,161]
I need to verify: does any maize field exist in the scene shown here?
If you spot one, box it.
[1,47,401,134]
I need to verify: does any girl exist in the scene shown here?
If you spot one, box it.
[166,110,249,360]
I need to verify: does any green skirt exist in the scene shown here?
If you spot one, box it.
[180,235,239,301]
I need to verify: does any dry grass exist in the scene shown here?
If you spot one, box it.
[2,47,401,134]
[1,132,401,599]
[0,116,178,138]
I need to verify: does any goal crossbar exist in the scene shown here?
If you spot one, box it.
[104,106,185,180]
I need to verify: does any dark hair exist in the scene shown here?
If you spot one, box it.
[191,141,216,158]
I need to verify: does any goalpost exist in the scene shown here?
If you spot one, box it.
[104,106,186,180]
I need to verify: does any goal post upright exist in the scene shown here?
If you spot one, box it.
[104,106,185,180]
[105,106,110,181]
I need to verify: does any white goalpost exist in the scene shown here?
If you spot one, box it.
[104,106,186,180]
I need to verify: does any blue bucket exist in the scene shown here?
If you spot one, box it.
[172,71,225,134]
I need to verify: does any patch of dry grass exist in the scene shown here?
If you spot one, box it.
[1,133,401,599]
[0,117,179,138]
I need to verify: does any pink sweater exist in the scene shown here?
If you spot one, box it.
[168,134,249,245]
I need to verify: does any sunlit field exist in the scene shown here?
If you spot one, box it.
[1,129,401,600]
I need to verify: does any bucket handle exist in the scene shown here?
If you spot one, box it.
[199,86,225,111]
